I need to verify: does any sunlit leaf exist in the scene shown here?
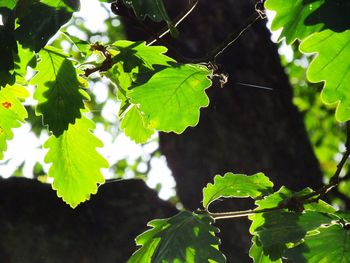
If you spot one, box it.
[128,211,226,263]
[249,187,336,261]
[120,105,155,144]
[249,187,336,234]
[0,84,29,160]
[264,0,324,44]
[285,224,350,263]
[202,172,274,209]
[0,0,16,10]
[112,40,174,72]
[44,114,109,208]
[129,64,212,133]
[300,30,350,122]
[31,46,89,136]
[249,236,282,263]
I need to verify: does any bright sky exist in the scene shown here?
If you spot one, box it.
[0,0,176,200]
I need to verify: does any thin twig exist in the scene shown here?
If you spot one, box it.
[196,12,261,63]
[208,206,284,220]
[147,0,199,46]
[298,151,350,201]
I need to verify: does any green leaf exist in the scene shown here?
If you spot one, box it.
[202,172,274,209]
[252,210,335,248]
[0,25,17,87]
[128,211,226,263]
[285,225,350,263]
[249,236,282,263]
[248,187,336,260]
[31,46,89,136]
[120,105,155,144]
[14,0,80,52]
[265,0,324,43]
[302,0,350,33]
[112,40,175,72]
[129,64,212,133]
[249,187,336,234]
[300,30,350,122]
[0,0,17,10]
[0,84,29,160]
[44,114,109,208]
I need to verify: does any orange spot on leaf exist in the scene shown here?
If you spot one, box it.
[2,101,12,109]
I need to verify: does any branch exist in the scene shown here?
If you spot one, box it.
[206,123,350,221]
[208,206,284,220]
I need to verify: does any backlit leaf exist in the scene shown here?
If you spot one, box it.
[249,187,336,261]
[129,64,212,133]
[249,236,282,263]
[300,30,350,122]
[265,0,324,43]
[202,172,274,209]
[128,211,226,263]
[252,210,335,248]
[31,46,89,136]
[265,0,350,43]
[0,84,29,160]
[44,114,109,208]
[112,40,174,72]
[120,105,155,144]
[285,224,350,263]
[15,0,80,52]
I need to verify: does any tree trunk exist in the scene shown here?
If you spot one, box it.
[124,0,322,261]
[0,177,177,263]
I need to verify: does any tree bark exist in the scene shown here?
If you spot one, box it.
[0,177,177,263]
[124,0,323,261]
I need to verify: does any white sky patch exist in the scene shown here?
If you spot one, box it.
[0,124,48,177]
[266,10,294,62]
[75,0,110,33]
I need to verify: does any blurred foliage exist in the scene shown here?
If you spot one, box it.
[279,41,350,205]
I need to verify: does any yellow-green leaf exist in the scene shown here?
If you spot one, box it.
[0,84,29,160]
[44,115,109,208]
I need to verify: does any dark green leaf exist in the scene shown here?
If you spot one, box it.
[128,211,226,263]
[112,40,175,72]
[15,0,80,52]
[265,0,324,43]
[249,236,282,263]
[31,46,89,136]
[285,225,350,263]
[249,187,336,260]
[253,211,335,248]
[0,25,17,87]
